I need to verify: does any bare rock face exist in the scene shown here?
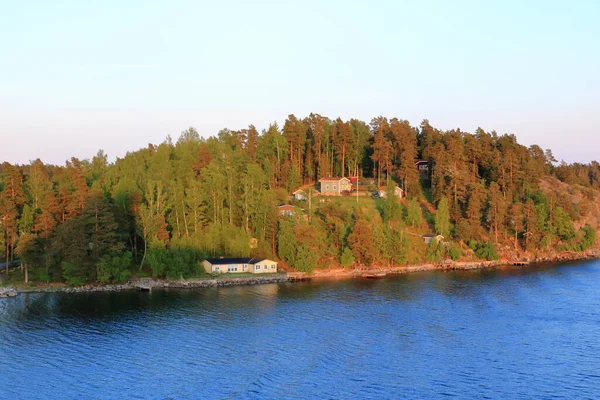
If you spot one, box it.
[0,287,18,298]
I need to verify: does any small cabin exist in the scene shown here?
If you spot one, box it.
[376,185,404,199]
[292,189,306,201]
[422,234,444,245]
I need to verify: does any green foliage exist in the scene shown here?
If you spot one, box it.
[62,261,87,287]
[277,219,296,265]
[146,243,204,279]
[435,197,451,238]
[447,243,462,261]
[426,238,444,262]
[552,206,576,241]
[97,251,132,284]
[348,218,376,265]
[406,198,423,228]
[381,181,402,224]
[579,224,596,251]
[473,242,499,261]
[340,247,355,267]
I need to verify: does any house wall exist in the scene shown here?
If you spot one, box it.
[320,181,339,195]
[320,179,351,195]
[251,260,278,273]
[202,262,250,274]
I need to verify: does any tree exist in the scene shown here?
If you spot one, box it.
[348,218,376,265]
[340,247,355,267]
[381,181,402,224]
[406,198,423,228]
[435,197,451,238]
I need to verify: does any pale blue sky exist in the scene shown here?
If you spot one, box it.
[1,0,598,165]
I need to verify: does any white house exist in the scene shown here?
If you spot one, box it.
[202,258,278,274]
[292,189,306,201]
[376,185,404,199]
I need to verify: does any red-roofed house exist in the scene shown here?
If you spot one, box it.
[318,177,352,196]
[278,204,295,217]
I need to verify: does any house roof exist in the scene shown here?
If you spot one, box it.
[279,204,294,210]
[415,159,428,165]
[293,189,305,194]
[422,234,443,238]
[204,258,268,265]
[319,177,350,182]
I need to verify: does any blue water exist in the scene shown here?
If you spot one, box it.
[1,260,600,399]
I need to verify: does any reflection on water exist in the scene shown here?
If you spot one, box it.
[1,260,600,399]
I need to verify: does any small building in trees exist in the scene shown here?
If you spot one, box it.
[202,258,278,274]
[292,189,306,201]
[376,185,404,199]
[422,234,444,245]
[319,177,352,196]
[278,204,295,217]
[415,159,430,177]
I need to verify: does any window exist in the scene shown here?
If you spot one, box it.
[326,184,330,191]
[255,265,260,270]
[228,266,238,272]
[271,265,276,269]
[214,266,220,271]
[333,185,337,190]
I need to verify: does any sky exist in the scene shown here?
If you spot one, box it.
[1,0,598,165]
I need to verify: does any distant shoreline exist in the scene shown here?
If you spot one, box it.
[3,251,596,297]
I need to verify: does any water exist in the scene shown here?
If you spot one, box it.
[1,260,600,399]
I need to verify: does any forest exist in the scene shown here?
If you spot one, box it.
[1,114,598,286]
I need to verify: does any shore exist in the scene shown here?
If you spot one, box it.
[2,251,597,296]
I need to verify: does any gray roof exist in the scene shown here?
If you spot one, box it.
[204,258,267,265]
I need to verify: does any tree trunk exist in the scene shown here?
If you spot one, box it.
[181,200,189,238]
[140,239,147,270]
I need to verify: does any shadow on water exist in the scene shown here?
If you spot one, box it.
[2,259,598,325]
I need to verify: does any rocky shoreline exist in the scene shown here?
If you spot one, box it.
[0,287,18,298]
[7,274,298,296]
[1,251,596,298]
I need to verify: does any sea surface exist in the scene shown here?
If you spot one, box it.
[1,260,600,399]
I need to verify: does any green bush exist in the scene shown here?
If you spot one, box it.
[62,261,87,287]
[426,239,444,262]
[96,251,133,283]
[447,243,462,261]
[474,242,499,261]
[340,247,355,268]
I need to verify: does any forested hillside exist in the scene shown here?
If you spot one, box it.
[1,114,598,285]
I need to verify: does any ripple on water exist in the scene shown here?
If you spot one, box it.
[2,261,600,399]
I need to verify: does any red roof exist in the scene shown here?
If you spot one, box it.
[279,205,294,210]
[349,176,359,183]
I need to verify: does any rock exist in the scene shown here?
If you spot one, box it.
[0,287,18,298]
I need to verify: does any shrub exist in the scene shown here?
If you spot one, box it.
[62,261,87,287]
[340,247,355,268]
[96,251,133,284]
[447,243,462,261]
[474,242,499,261]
